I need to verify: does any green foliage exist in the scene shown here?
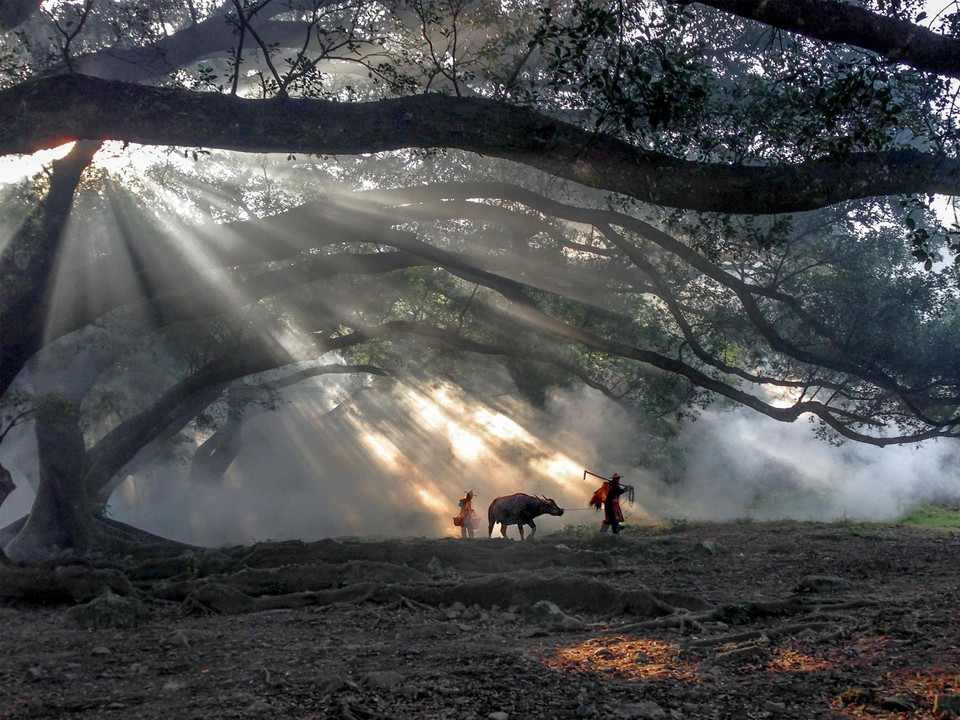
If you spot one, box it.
[631,433,686,485]
[716,602,751,625]
[900,196,960,268]
[529,1,712,140]
[899,504,960,528]
[503,358,569,409]
[824,505,960,535]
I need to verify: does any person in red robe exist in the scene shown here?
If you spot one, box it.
[589,473,632,534]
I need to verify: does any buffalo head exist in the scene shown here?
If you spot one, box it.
[538,495,564,517]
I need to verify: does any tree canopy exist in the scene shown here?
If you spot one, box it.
[1,0,959,558]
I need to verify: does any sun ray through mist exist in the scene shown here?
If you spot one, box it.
[8,141,673,544]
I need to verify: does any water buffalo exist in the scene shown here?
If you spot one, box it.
[487,493,564,540]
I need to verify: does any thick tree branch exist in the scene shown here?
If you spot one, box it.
[36,195,430,352]
[60,0,349,80]
[376,316,949,446]
[146,251,428,327]
[339,222,949,444]
[679,0,960,79]
[84,327,392,494]
[190,362,387,484]
[86,247,956,497]
[376,321,640,415]
[322,190,955,442]
[3,75,958,214]
[115,181,943,439]
[594,223,845,393]
[366,182,960,421]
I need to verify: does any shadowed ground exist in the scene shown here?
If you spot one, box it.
[1,520,959,719]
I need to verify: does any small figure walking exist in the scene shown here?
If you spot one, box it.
[454,490,481,538]
[589,473,634,535]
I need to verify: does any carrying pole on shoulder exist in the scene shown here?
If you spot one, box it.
[583,469,635,504]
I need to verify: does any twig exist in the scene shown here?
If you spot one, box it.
[231,0,286,98]
[0,408,32,446]
[45,0,95,73]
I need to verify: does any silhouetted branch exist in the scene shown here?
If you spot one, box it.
[4,75,958,214]
[676,0,960,78]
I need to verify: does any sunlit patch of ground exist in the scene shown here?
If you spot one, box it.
[545,631,960,718]
[541,635,700,682]
[544,634,835,682]
[821,635,960,718]
[828,666,960,719]
[767,647,833,674]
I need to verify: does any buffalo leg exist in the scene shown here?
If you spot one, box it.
[527,521,537,539]
[500,524,508,538]
[518,524,525,540]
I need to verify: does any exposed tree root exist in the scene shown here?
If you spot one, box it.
[381,595,435,613]
[680,621,838,649]
[0,564,135,603]
[0,518,877,662]
[803,599,876,613]
[182,582,382,615]
[607,609,714,636]
[95,517,200,559]
[573,568,638,577]
[151,561,435,602]
[608,594,874,638]
[0,517,208,604]
[339,696,391,720]
[176,572,711,617]
[233,537,608,574]
[1,515,199,566]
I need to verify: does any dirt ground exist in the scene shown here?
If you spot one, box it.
[2,520,959,720]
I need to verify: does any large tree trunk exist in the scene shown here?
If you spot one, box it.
[4,399,96,563]
[0,140,98,399]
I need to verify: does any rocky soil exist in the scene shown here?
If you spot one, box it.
[2,520,959,719]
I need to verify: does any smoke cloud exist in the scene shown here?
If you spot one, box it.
[653,409,960,523]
